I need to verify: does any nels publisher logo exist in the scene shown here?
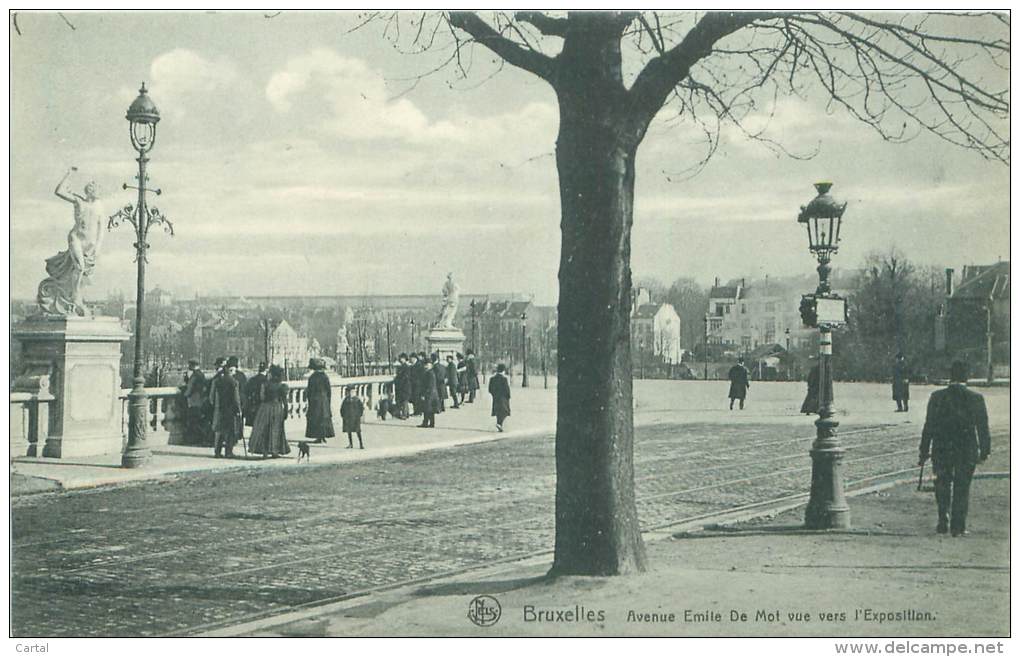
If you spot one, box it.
[467,595,502,627]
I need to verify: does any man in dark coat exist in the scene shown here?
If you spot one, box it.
[800,362,828,415]
[394,353,411,420]
[432,353,447,413]
[446,354,460,409]
[892,353,911,412]
[418,360,440,428]
[305,358,335,443]
[727,358,750,410]
[465,351,480,403]
[244,362,267,429]
[182,359,208,445]
[228,356,248,435]
[340,386,365,449]
[408,353,422,416]
[211,360,242,458]
[488,363,511,431]
[919,361,991,536]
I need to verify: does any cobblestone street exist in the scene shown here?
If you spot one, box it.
[11,384,1010,637]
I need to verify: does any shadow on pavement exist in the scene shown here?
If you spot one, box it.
[673,524,915,539]
[413,575,550,597]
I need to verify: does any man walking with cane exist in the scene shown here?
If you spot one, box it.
[918,361,991,536]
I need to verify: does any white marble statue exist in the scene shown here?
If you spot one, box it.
[36,168,105,317]
[437,272,460,329]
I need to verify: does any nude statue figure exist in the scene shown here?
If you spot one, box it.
[36,167,105,316]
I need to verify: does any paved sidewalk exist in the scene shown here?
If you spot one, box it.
[10,381,1007,495]
[243,474,1010,637]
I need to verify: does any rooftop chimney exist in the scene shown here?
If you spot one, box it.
[945,268,954,297]
[714,277,720,288]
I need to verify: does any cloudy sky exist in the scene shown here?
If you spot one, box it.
[10,11,1009,305]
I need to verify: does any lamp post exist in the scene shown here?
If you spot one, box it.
[409,318,416,353]
[470,300,478,354]
[785,327,792,380]
[520,312,529,388]
[386,316,393,374]
[107,83,172,469]
[703,314,709,380]
[797,181,850,530]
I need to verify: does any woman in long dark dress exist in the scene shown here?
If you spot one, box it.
[249,365,291,457]
[800,364,820,414]
[304,358,335,443]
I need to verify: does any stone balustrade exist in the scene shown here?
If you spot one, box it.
[10,390,54,458]
[10,374,395,457]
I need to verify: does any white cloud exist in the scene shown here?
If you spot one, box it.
[150,49,239,99]
[267,48,461,143]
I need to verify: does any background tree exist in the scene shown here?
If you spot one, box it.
[665,277,710,352]
[365,10,1008,576]
[838,249,946,382]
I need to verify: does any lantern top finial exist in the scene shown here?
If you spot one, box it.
[126,83,160,125]
[798,181,846,223]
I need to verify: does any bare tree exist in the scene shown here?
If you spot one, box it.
[361,10,1008,576]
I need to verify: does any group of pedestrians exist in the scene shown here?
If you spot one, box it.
[180,348,514,460]
[388,349,511,432]
[182,357,292,458]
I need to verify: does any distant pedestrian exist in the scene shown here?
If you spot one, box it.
[207,356,226,407]
[799,361,832,415]
[446,354,460,408]
[893,353,911,412]
[465,350,480,403]
[244,363,268,431]
[182,359,208,445]
[488,363,511,432]
[408,353,423,416]
[418,360,440,428]
[918,360,991,536]
[727,358,750,410]
[456,353,469,404]
[433,353,447,413]
[305,358,335,443]
[204,356,226,432]
[340,386,365,449]
[395,353,411,419]
[249,365,291,458]
[229,355,246,426]
[211,359,242,458]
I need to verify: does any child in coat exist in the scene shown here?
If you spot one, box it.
[340,386,365,449]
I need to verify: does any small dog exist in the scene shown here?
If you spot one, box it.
[377,397,392,421]
[296,441,311,463]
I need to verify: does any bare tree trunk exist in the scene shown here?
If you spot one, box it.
[549,26,648,574]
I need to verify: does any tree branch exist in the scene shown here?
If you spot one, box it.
[514,11,568,37]
[447,11,556,82]
[629,12,782,123]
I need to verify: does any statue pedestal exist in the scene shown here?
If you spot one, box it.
[13,316,129,458]
[425,327,466,362]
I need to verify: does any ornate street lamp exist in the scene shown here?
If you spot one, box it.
[797,181,849,529]
[470,299,478,355]
[520,312,529,388]
[108,83,173,469]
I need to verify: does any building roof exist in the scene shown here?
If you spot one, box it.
[953,261,1009,301]
[503,300,532,317]
[709,286,740,300]
[633,303,663,319]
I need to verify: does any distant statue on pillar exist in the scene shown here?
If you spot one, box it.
[36,168,105,317]
[437,272,460,329]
